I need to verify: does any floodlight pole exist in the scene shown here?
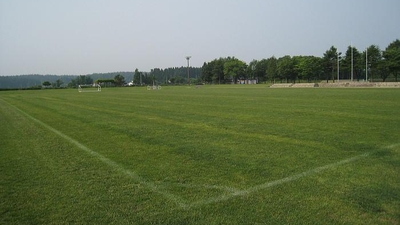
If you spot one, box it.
[337,52,341,82]
[365,47,368,82]
[186,56,191,85]
[140,71,142,85]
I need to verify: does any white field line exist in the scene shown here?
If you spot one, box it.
[5,100,393,210]
[187,152,370,209]
[3,101,188,208]
[167,183,241,193]
[385,143,400,150]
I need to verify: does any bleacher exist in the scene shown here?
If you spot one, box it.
[291,83,317,88]
[374,82,400,88]
[269,83,294,88]
[268,82,400,88]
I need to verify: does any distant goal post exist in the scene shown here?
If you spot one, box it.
[78,84,101,92]
[147,85,161,90]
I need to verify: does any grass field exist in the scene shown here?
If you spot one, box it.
[1,85,399,224]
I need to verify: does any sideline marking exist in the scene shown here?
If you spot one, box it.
[3,99,384,210]
[2,100,188,208]
[187,152,370,209]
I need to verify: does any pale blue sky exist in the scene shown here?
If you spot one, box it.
[0,0,399,75]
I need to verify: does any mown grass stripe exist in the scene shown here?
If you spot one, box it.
[62,102,338,153]
[1,99,189,208]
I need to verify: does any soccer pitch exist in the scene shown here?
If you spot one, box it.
[1,86,399,224]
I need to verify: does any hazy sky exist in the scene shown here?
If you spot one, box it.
[0,0,399,76]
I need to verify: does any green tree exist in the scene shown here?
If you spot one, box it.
[246,60,258,80]
[277,55,295,83]
[266,56,278,83]
[169,76,185,84]
[42,81,51,87]
[114,74,125,86]
[212,58,226,84]
[201,62,212,83]
[223,57,247,84]
[68,75,93,87]
[247,59,268,82]
[341,46,363,81]
[322,46,338,82]
[54,79,63,88]
[201,58,226,84]
[365,45,382,82]
[383,39,400,81]
[377,60,391,82]
[133,68,142,85]
[353,47,363,81]
[150,68,164,84]
[295,56,323,82]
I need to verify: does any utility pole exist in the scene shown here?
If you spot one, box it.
[186,56,191,85]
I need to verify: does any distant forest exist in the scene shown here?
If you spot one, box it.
[0,73,130,89]
[0,67,202,89]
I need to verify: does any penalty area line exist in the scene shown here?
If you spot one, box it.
[187,152,370,209]
[385,143,400,150]
[2,100,188,209]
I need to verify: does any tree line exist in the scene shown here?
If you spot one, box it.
[1,39,399,89]
[136,67,202,85]
[0,75,75,89]
[201,39,400,84]
[64,67,203,87]
[67,72,134,87]
[0,68,204,89]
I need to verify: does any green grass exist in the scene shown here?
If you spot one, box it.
[1,86,399,224]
